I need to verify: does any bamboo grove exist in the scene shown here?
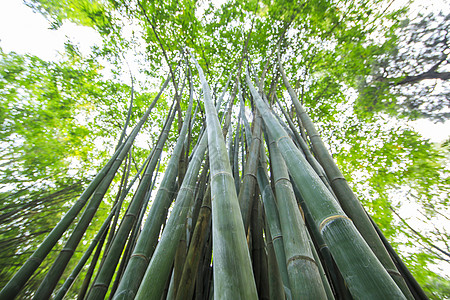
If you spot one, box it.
[0,46,431,298]
[1,0,449,299]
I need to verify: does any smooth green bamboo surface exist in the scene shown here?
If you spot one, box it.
[193,56,258,300]
[292,180,352,300]
[0,75,172,300]
[305,224,336,300]
[265,223,286,300]
[267,132,327,299]
[134,132,208,300]
[87,101,179,300]
[177,89,232,300]
[274,95,335,196]
[256,154,290,292]
[176,185,212,300]
[112,87,193,300]
[278,60,413,299]
[238,110,262,232]
[246,69,406,300]
[242,105,291,294]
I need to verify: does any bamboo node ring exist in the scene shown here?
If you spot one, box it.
[131,253,149,263]
[93,283,109,289]
[287,255,317,266]
[319,215,352,232]
[243,172,257,180]
[211,171,233,180]
[200,204,212,210]
[272,235,283,241]
[180,186,194,193]
[275,177,291,185]
[319,244,328,250]
[159,187,171,193]
[276,135,291,144]
[330,176,346,184]
[386,269,402,277]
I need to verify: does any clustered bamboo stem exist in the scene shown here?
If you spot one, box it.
[0,51,428,300]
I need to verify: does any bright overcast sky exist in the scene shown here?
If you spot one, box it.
[0,0,100,60]
[0,0,449,143]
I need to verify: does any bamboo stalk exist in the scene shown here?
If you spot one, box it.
[106,151,132,251]
[112,80,194,300]
[177,89,231,299]
[246,68,407,299]
[238,108,262,233]
[370,215,429,300]
[265,222,286,300]
[186,159,209,246]
[1,74,172,300]
[116,73,135,149]
[168,229,188,299]
[242,113,291,294]
[86,100,178,300]
[278,60,413,299]
[192,55,258,299]
[251,193,267,298]
[0,145,122,300]
[77,229,107,300]
[256,156,290,292]
[267,131,328,299]
[292,180,352,300]
[53,204,118,300]
[233,116,241,194]
[275,95,337,197]
[306,225,336,300]
[176,185,212,300]
[134,132,208,300]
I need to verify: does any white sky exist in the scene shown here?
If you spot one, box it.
[0,0,100,60]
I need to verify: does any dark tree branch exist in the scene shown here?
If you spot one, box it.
[397,70,450,85]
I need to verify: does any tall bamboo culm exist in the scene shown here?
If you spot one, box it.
[192,55,258,299]
[246,67,407,300]
[277,59,414,299]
